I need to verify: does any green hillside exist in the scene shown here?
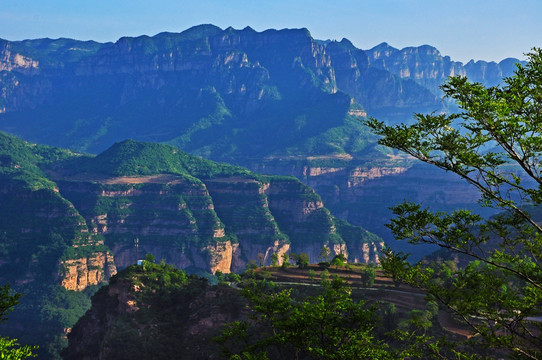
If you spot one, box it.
[77,138,254,179]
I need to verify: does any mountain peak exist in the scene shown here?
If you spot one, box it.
[176,24,223,40]
[371,42,395,51]
[339,38,355,47]
[242,26,256,32]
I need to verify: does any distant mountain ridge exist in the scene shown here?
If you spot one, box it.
[365,41,523,96]
[0,25,521,158]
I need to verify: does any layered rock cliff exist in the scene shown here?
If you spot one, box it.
[1,133,383,288]
[54,163,383,274]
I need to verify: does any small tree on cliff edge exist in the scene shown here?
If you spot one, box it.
[296,252,310,269]
[366,48,542,359]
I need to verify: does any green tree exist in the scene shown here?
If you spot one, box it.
[0,284,37,359]
[319,246,331,262]
[215,270,225,284]
[320,269,330,282]
[142,253,155,272]
[226,272,242,284]
[144,253,155,263]
[425,300,439,318]
[360,267,376,287]
[380,303,399,333]
[271,253,279,267]
[281,253,290,268]
[400,310,433,336]
[308,269,316,282]
[330,253,346,268]
[366,49,542,358]
[295,252,310,269]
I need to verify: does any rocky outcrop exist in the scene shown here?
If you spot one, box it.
[207,241,237,274]
[61,276,146,359]
[347,241,385,264]
[62,266,247,360]
[0,40,40,74]
[61,251,117,291]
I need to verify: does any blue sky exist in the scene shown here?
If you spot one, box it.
[1,0,540,63]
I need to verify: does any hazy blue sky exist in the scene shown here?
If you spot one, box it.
[1,0,540,63]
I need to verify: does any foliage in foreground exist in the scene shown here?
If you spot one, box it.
[0,284,37,359]
[366,48,542,359]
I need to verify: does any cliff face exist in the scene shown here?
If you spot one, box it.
[247,156,492,260]
[54,172,383,275]
[1,133,384,358]
[61,251,116,291]
[326,39,438,117]
[0,179,116,290]
[0,40,40,74]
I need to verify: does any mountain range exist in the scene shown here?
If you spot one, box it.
[0,24,519,156]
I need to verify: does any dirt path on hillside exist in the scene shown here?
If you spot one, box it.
[100,174,184,184]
